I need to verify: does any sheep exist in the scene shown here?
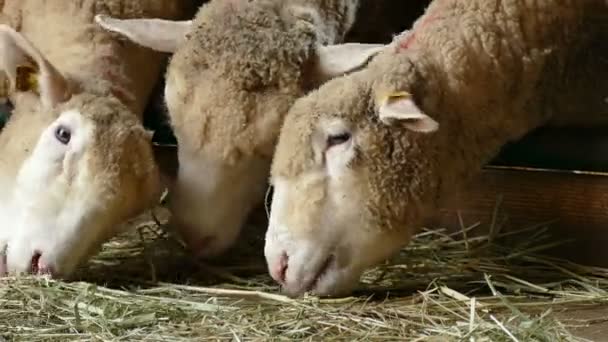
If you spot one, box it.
[0,0,192,278]
[264,0,608,297]
[95,0,387,258]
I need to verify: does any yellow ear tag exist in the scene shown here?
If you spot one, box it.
[15,65,39,93]
[377,90,413,106]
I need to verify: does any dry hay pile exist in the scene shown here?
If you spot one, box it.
[2,204,608,341]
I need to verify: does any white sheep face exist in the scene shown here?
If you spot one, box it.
[0,101,160,278]
[265,72,439,297]
[265,117,409,297]
[0,26,161,278]
[2,110,96,275]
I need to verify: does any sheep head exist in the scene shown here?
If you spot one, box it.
[95,2,383,258]
[265,52,441,297]
[0,25,161,278]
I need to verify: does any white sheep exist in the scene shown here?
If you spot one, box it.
[0,0,192,277]
[265,0,608,297]
[95,0,385,258]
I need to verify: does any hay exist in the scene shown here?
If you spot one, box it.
[2,206,608,341]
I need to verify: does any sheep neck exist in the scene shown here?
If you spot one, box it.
[43,36,161,118]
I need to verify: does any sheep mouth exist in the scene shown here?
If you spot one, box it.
[304,254,335,294]
[29,251,56,277]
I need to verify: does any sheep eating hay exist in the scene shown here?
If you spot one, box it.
[96,0,385,258]
[0,0,189,278]
[265,0,608,297]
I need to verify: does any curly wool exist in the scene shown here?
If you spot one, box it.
[166,0,360,164]
[273,0,608,234]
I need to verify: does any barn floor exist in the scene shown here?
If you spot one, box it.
[562,306,608,341]
[2,206,608,341]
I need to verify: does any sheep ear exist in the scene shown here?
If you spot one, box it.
[0,25,70,108]
[313,43,385,83]
[95,15,192,53]
[377,91,439,133]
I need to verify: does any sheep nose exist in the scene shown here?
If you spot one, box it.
[37,261,55,276]
[269,251,288,285]
[30,251,42,274]
[29,251,54,276]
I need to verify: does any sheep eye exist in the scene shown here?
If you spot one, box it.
[54,125,71,145]
[327,132,351,148]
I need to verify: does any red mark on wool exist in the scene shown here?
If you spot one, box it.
[399,32,417,50]
[397,0,447,51]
